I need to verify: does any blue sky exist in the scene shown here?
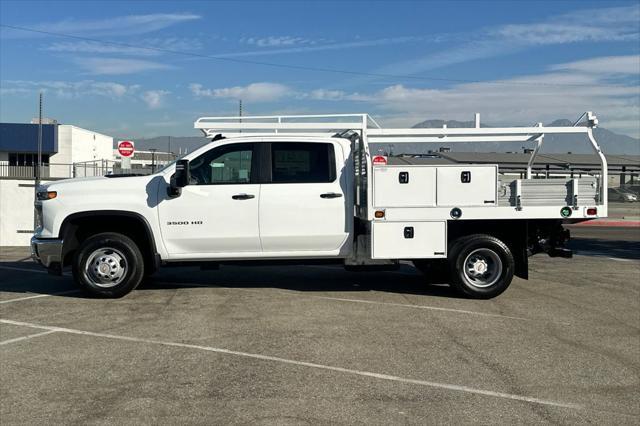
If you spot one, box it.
[1,0,639,139]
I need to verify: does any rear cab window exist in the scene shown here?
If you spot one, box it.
[270,142,336,183]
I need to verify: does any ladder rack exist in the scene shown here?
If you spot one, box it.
[194,111,607,205]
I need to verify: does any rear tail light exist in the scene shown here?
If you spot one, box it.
[586,207,597,216]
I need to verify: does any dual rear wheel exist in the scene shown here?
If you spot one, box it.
[415,234,515,299]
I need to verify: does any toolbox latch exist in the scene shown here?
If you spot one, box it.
[404,226,414,239]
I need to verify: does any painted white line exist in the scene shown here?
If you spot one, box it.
[310,295,532,321]
[0,265,47,274]
[0,290,79,305]
[574,254,636,262]
[0,318,581,410]
[0,330,57,346]
[608,257,633,262]
[153,280,533,322]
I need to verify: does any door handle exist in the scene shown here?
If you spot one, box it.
[320,192,343,199]
[232,193,255,200]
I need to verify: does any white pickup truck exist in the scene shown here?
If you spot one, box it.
[31,112,607,298]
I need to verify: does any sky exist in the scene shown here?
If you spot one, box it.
[0,0,639,139]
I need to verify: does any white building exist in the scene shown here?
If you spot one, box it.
[0,121,114,246]
[0,122,113,178]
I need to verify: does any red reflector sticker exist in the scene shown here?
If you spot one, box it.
[372,155,387,165]
[586,208,597,216]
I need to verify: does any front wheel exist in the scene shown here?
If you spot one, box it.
[72,232,145,298]
[448,234,514,299]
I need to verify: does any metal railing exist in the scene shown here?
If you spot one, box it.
[0,159,173,180]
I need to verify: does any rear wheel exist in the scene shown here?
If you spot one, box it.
[448,234,514,299]
[72,232,144,298]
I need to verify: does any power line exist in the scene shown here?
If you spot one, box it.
[0,23,619,88]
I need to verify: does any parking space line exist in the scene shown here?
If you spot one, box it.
[0,290,79,305]
[0,318,581,410]
[0,330,57,346]
[308,295,532,321]
[153,280,534,322]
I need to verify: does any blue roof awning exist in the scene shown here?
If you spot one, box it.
[0,123,58,153]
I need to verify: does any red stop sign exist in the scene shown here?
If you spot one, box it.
[118,140,135,157]
[372,155,387,166]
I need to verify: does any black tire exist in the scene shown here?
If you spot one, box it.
[72,232,145,298]
[448,234,514,299]
[413,259,449,284]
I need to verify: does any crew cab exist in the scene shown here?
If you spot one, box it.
[31,113,607,298]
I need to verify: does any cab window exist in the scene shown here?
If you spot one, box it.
[189,143,254,185]
[271,142,335,183]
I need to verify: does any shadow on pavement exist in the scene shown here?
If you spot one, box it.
[140,264,461,298]
[0,261,88,298]
[568,238,640,260]
[0,260,460,299]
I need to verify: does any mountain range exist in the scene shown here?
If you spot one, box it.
[130,118,639,155]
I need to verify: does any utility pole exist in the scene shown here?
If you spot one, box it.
[239,99,242,133]
[168,135,172,157]
[149,148,157,173]
[36,92,43,183]
[34,92,43,229]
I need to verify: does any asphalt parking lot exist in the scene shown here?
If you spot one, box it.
[1,226,639,424]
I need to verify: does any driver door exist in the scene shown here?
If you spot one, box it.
[158,142,261,257]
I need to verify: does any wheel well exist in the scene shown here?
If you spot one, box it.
[447,220,529,280]
[60,212,157,272]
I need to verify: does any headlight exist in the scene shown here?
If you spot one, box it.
[36,191,57,201]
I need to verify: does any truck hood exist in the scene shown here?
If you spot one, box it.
[45,174,160,193]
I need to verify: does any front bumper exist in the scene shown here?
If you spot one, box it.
[31,236,64,269]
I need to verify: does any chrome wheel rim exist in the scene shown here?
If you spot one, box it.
[463,248,503,288]
[85,247,127,288]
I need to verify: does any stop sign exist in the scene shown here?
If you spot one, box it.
[118,140,135,157]
[372,155,387,166]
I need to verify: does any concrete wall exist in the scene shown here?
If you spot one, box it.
[0,179,54,246]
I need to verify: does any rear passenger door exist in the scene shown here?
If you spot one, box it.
[259,141,349,254]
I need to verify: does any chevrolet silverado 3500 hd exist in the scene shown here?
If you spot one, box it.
[31,112,607,298]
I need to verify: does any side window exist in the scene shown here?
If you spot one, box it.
[189,143,254,185]
[271,142,335,183]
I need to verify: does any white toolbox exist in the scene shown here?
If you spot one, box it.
[372,221,446,259]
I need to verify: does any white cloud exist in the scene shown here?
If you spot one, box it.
[1,13,201,38]
[309,89,348,101]
[550,55,640,75]
[46,41,157,56]
[302,55,640,138]
[141,90,170,109]
[242,36,315,47]
[374,4,640,78]
[190,82,292,102]
[0,80,137,99]
[217,36,433,58]
[45,37,202,56]
[77,58,172,75]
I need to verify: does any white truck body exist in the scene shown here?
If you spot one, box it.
[31,112,607,298]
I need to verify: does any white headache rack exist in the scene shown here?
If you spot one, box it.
[194,111,607,209]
